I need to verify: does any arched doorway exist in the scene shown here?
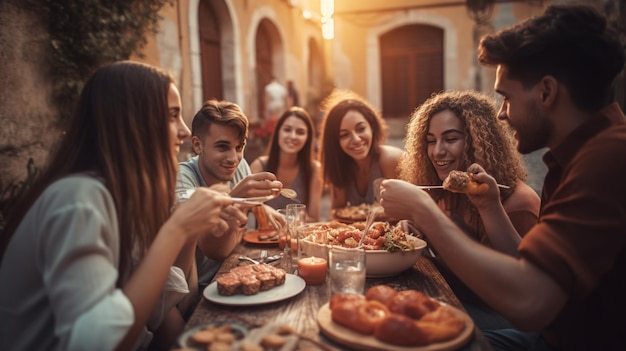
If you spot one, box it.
[198,0,223,101]
[254,19,283,121]
[380,25,444,118]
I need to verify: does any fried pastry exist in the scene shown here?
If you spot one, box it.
[443,170,489,195]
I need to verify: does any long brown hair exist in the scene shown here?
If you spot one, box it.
[319,89,388,188]
[265,107,316,206]
[1,61,178,284]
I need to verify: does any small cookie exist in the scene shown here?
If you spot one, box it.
[190,329,216,344]
[261,333,286,348]
[208,342,231,351]
[275,325,295,336]
[239,343,263,351]
[215,332,236,344]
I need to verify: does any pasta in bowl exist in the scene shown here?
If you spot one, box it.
[299,221,427,277]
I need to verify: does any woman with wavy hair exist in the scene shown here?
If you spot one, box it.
[319,89,403,210]
[251,107,322,221]
[402,90,539,245]
[401,89,539,330]
[0,61,243,350]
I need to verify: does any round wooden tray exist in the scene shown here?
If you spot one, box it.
[317,302,474,351]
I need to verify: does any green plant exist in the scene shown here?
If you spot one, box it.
[0,158,41,230]
[44,0,174,123]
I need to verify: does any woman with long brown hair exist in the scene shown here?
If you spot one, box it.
[0,61,243,350]
[319,89,403,210]
[250,107,322,221]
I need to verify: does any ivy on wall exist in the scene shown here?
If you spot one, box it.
[0,0,174,228]
[0,159,40,230]
[44,0,174,122]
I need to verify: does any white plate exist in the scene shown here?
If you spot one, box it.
[203,273,306,306]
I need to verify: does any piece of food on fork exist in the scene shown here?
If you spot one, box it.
[442,170,490,195]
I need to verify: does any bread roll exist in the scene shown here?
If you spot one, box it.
[331,298,369,334]
[374,314,429,346]
[365,285,397,306]
[331,299,390,335]
[417,306,467,343]
[386,290,439,319]
[329,293,364,310]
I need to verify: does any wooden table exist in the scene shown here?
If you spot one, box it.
[184,242,493,351]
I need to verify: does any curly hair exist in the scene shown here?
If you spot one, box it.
[478,4,625,112]
[401,90,528,238]
[319,89,388,187]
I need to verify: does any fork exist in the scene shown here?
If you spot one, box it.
[358,179,385,247]
[416,184,510,190]
[358,206,382,247]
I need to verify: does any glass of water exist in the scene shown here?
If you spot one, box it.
[286,204,306,270]
[329,245,366,295]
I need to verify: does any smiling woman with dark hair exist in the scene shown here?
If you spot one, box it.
[319,89,403,210]
[251,107,322,221]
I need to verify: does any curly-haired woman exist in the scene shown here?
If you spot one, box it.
[401,89,540,330]
[319,89,403,210]
[402,90,539,248]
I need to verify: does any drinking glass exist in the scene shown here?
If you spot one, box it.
[297,224,328,261]
[275,209,292,272]
[296,223,328,285]
[328,245,366,295]
[286,204,306,270]
[286,204,306,227]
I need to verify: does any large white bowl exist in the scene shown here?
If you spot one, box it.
[299,236,427,278]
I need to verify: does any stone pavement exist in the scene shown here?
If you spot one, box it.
[318,117,547,221]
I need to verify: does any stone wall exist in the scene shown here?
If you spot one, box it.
[0,1,59,188]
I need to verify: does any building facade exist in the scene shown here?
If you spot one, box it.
[135,0,547,124]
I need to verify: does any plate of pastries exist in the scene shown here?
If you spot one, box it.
[317,285,474,351]
[206,264,305,306]
[177,322,301,351]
